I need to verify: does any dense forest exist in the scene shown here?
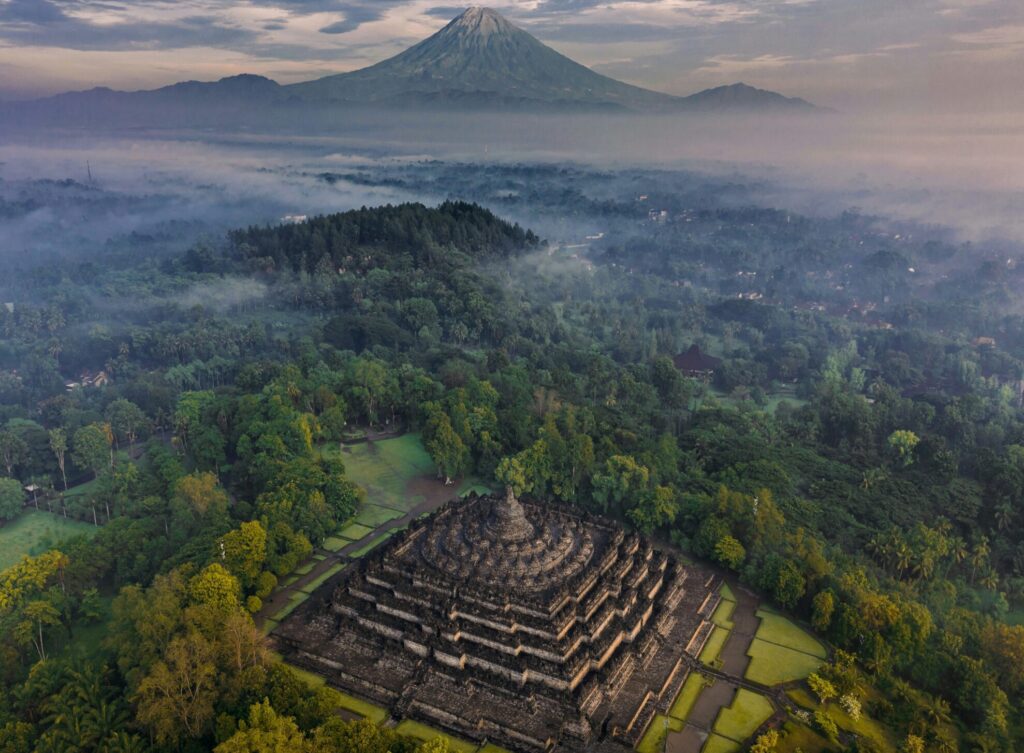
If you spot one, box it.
[1,166,1024,753]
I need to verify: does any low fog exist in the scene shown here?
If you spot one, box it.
[0,109,1021,284]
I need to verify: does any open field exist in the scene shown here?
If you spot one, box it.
[0,510,96,570]
[637,715,682,753]
[324,433,436,513]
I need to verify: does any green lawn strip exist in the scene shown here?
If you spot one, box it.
[745,639,824,686]
[753,610,827,658]
[322,536,352,552]
[299,562,345,594]
[712,599,736,629]
[313,553,326,561]
[786,688,816,710]
[260,618,279,636]
[702,733,742,753]
[637,715,681,753]
[699,625,730,665]
[457,478,492,497]
[479,745,514,753]
[294,560,317,575]
[277,657,390,725]
[712,689,773,743]
[282,575,299,587]
[0,510,97,570]
[669,673,710,723]
[271,590,311,621]
[351,531,394,558]
[338,522,375,541]
[394,720,478,752]
[354,503,406,527]
[719,583,736,602]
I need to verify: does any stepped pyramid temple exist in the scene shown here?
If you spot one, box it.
[275,490,721,752]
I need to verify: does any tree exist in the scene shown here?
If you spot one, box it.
[219,521,267,590]
[888,430,920,467]
[750,730,779,753]
[425,413,468,485]
[214,699,311,753]
[808,673,837,704]
[0,477,24,521]
[811,590,836,632]
[49,428,68,491]
[188,563,241,612]
[13,596,63,660]
[173,472,229,519]
[106,399,147,456]
[0,430,27,477]
[713,535,746,570]
[136,632,218,743]
[73,424,111,480]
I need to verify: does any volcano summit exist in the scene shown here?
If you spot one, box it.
[5,7,818,123]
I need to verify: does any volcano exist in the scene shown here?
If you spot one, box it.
[5,7,819,122]
[283,7,688,111]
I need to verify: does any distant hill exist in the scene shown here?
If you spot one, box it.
[2,7,823,124]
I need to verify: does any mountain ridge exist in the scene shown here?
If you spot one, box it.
[5,7,822,119]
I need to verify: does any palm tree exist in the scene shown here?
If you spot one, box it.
[994,501,1015,531]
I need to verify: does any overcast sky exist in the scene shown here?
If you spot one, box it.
[0,0,1021,111]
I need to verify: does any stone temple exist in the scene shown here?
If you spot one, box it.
[275,490,721,752]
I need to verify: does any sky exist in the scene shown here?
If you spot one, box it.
[0,0,1022,112]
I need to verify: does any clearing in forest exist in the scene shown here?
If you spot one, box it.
[0,509,95,570]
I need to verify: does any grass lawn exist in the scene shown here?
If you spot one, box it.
[351,532,395,558]
[325,433,436,514]
[338,522,375,541]
[271,590,311,621]
[299,562,345,594]
[703,733,741,753]
[753,610,826,658]
[699,625,729,665]
[354,503,406,527]
[479,745,514,753]
[394,720,477,752]
[637,715,681,753]
[333,690,389,724]
[322,536,352,552]
[0,510,97,570]
[745,639,824,686]
[712,599,736,629]
[774,721,831,753]
[786,688,898,753]
[669,673,709,723]
[261,618,278,635]
[720,583,736,602]
[713,689,773,742]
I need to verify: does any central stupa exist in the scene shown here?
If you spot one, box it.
[275,491,721,752]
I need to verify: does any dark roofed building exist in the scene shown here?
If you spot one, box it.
[275,490,720,752]
[673,345,722,379]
